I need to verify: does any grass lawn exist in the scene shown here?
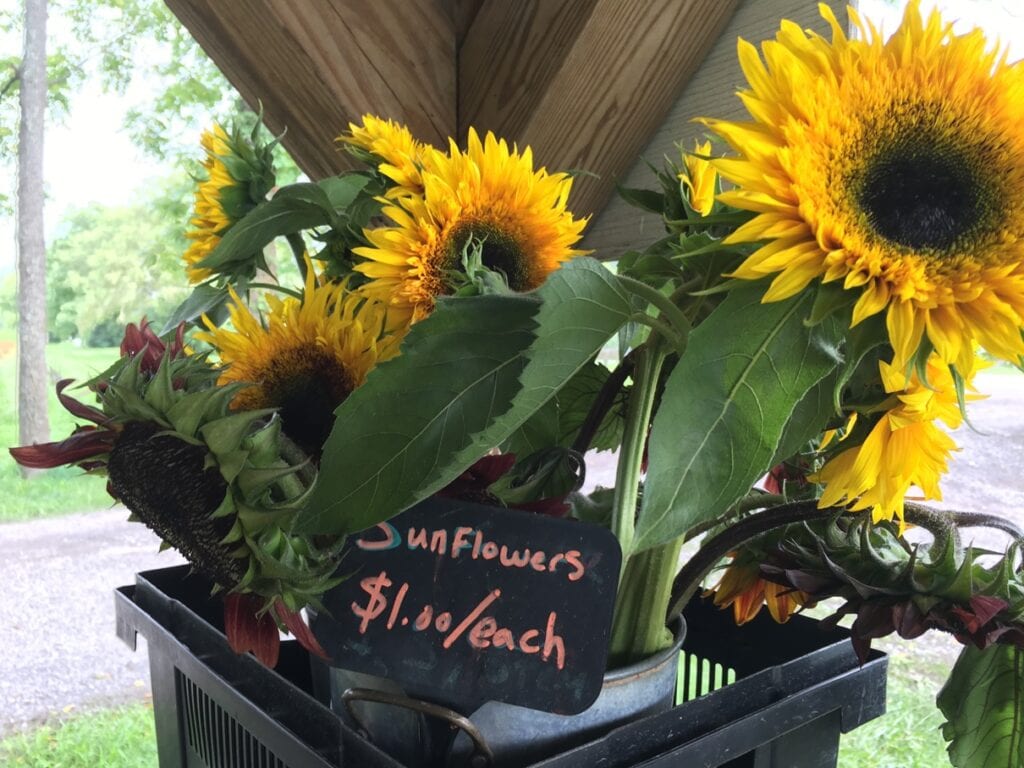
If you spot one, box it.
[0,339,119,522]
[0,705,157,768]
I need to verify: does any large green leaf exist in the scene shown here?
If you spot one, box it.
[296,293,540,535]
[939,645,1024,767]
[295,258,633,535]
[438,258,635,479]
[634,285,842,552]
[199,176,369,272]
[769,367,840,468]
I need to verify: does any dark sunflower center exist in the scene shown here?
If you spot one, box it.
[858,140,990,252]
[263,350,354,456]
[451,224,530,291]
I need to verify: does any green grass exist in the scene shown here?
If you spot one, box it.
[0,340,120,521]
[0,705,157,768]
[839,653,951,768]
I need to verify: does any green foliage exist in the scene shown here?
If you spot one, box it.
[42,180,191,343]
[0,704,157,768]
[635,285,843,552]
[300,259,634,535]
[299,293,540,535]
[939,645,1024,768]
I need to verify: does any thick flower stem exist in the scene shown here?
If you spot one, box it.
[610,341,666,562]
[608,536,684,666]
[286,233,309,282]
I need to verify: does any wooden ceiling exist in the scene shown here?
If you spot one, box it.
[165,0,739,222]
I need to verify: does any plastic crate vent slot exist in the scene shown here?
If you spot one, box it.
[178,671,287,768]
[678,652,737,703]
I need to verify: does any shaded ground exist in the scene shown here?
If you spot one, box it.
[0,508,183,736]
[0,372,1020,735]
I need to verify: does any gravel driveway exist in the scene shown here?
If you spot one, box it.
[0,372,1021,736]
[0,508,183,736]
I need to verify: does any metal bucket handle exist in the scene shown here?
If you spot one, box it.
[341,687,494,768]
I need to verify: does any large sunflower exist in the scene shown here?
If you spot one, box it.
[353,128,589,326]
[340,114,426,199]
[183,123,275,284]
[197,268,399,455]
[811,355,976,529]
[705,1,1024,373]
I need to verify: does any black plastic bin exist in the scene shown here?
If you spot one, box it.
[115,565,887,768]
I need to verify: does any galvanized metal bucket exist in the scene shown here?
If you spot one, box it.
[321,616,687,768]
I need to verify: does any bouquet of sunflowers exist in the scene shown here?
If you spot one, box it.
[13,3,1024,764]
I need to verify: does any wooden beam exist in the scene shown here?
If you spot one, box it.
[458,0,740,220]
[164,0,456,179]
[580,0,849,259]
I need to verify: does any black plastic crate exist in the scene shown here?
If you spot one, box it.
[116,565,887,768]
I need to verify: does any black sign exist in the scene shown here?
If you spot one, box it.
[311,498,621,714]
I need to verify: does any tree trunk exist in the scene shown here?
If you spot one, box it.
[16,0,49,473]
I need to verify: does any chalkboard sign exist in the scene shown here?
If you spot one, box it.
[311,497,621,715]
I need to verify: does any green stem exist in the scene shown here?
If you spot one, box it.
[628,314,683,351]
[608,536,684,665]
[610,341,667,563]
[570,350,636,455]
[248,282,303,300]
[618,275,692,340]
[286,233,309,282]
[680,492,788,543]
[664,212,750,227]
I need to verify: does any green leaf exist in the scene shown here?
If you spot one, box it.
[199,183,338,271]
[316,173,371,210]
[635,285,843,552]
[939,645,1024,768]
[162,283,232,332]
[295,293,541,535]
[295,258,633,535]
[770,368,840,467]
[616,184,666,215]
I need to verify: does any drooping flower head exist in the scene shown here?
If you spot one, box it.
[197,264,399,456]
[340,114,427,199]
[704,1,1024,373]
[811,354,980,529]
[678,139,717,217]
[354,128,589,326]
[183,123,276,284]
[708,550,811,625]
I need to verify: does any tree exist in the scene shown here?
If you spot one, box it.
[15,0,49,468]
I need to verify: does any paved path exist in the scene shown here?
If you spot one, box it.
[0,508,182,736]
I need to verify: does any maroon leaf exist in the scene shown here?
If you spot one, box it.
[224,593,280,668]
[969,595,1008,626]
[9,427,116,469]
[55,379,108,425]
[274,600,331,661]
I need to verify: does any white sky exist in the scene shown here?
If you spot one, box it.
[0,0,1022,278]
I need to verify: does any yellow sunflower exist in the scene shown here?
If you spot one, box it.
[704,1,1024,374]
[708,554,810,625]
[353,127,589,326]
[811,355,981,529]
[339,114,426,199]
[196,266,400,455]
[679,139,717,217]
[183,124,274,284]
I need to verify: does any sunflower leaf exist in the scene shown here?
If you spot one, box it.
[296,258,633,535]
[635,284,843,552]
[198,182,344,272]
[295,293,541,535]
[939,644,1024,768]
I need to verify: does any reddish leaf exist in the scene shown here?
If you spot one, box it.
[224,593,280,668]
[274,600,331,662]
[55,379,108,425]
[9,427,116,469]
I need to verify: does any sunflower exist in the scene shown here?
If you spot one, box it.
[704,1,1024,374]
[811,355,980,529]
[339,114,426,199]
[353,128,589,326]
[183,123,275,284]
[196,266,399,455]
[679,139,717,217]
[708,553,810,625]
